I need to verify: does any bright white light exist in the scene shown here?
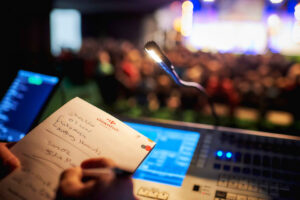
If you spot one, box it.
[189,22,267,54]
[181,1,193,36]
[292,22,300,43]
[295,3,300,21]
[203,0,214,2]
[182,1,193,11]
[268,14,281,27]
[145,49,162,63]
[50,9,82,56]
[270,0,283,4]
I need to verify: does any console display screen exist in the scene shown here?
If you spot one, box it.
[0,70,59,142]
[125,122,200,187]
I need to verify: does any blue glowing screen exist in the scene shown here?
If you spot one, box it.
[0,70,59,142]
[125,122,200,187]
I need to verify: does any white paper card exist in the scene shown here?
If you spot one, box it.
[0,97,155,200]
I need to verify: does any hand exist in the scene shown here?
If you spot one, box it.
[55,158,136,200]
[0,142,20,179]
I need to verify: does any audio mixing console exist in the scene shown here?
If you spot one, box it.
[123,118,300,200]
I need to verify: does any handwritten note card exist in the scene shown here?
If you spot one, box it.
[0,97,155,200]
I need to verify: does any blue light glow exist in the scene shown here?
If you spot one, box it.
[216,150,223,157]
[0,70,60,142]
[125,122,200,187]
[226,152,232,159]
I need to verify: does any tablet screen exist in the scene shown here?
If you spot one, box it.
[0,70,59,142]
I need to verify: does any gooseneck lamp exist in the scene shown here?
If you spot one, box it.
[144,41,219,125]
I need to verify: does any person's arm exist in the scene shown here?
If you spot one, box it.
[55,158,137,200]
[0,142,20,179]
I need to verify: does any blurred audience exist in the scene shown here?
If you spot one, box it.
[56,38,300,124]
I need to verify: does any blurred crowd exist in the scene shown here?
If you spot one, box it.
[56,38,300,123]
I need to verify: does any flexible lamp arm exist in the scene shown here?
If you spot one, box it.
[168,66,218,124]
[145,41,219,126]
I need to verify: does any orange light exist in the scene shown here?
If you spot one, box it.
[173,17,182,32]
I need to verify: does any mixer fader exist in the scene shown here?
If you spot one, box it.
[123,118,300,200]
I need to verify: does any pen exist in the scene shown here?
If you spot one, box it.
[82,167,133,178]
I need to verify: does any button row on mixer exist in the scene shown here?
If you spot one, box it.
[137,187,169,200]
[215,190,267,200]
[215,150,300,173]
[219,133,300,156]
[213,162,300,182]
[217,174,291,198]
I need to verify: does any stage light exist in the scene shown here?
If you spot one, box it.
[182,1,193,11]
[270,0,283,4]
[267,14,281,27]
[173,17,182,32]
[189,22,266,54]
[203,0,214,2]
[181,1,193,37]
[292,22,300,44]
[295,3,300,21]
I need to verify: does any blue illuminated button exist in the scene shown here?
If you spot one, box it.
[226,152,232,159]
[216,150,223,158]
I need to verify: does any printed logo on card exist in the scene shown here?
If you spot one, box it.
[96,117,119,132]
[106,119,116,125]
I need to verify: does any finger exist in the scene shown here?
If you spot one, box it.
[81,157,116,169]
[60,167,82,182]
[57,167,96,199]
[0,143,20,170]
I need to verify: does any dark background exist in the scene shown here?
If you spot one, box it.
[2,0,165,97]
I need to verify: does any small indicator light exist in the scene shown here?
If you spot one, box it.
[216,150,223,157]
[226,152,232,159]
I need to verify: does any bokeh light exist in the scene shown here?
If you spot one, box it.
[295,3,300,21]
[270,0,283,4]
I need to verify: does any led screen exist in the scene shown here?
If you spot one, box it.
[0,70,59,142]
[126,122,200,187]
